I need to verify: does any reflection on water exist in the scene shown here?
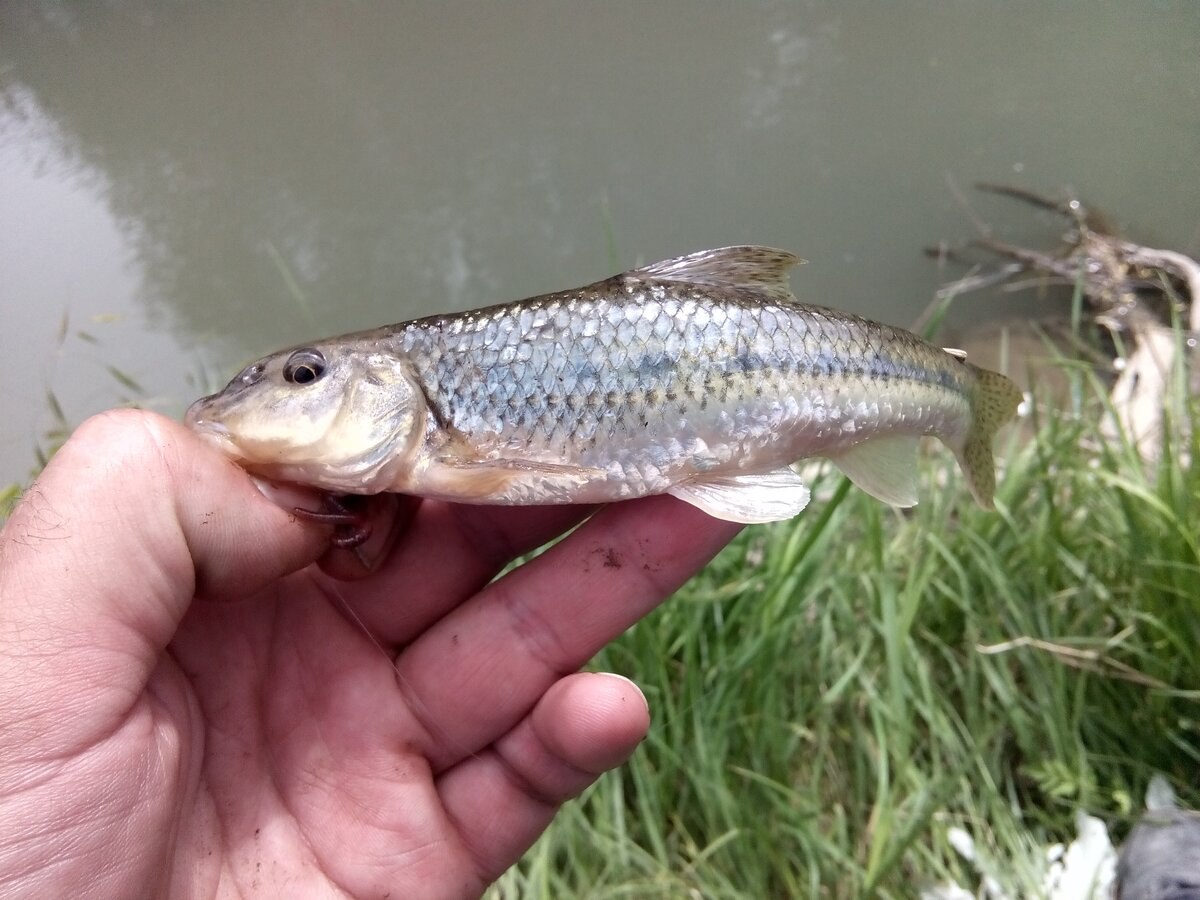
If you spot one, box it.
[1,0,1198,483]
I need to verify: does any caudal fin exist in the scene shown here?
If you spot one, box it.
[955,364,1023,508]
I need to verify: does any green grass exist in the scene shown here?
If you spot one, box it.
[487,372,1200,897]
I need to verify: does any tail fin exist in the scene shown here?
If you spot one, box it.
[955,364,1023,508]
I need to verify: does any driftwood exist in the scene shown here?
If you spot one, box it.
[929,183,1200,459]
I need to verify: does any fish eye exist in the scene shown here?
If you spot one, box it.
[283,348,327,385]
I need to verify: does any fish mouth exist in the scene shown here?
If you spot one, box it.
[184,398,242,459]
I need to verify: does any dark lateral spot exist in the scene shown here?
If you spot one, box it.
[451,633,459,646]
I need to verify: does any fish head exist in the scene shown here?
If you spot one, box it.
[184,336,425,493]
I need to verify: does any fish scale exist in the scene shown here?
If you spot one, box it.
[185,246,1022,524]
[396,284,962,489]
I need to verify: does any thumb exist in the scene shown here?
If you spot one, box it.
[0,409,330,737]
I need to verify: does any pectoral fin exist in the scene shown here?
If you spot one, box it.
[428,453,607,499]
[439,456,606,477]
[668,467,811,523]
[830,435,921,507]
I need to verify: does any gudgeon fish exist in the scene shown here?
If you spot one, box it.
[185,246,1022,525]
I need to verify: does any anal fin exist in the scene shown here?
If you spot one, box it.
[668,467,811,523]
[830,435,921,507]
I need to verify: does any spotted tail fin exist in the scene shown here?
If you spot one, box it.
[955,364,1023,508]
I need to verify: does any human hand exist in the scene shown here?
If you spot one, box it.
[0,410,740,899]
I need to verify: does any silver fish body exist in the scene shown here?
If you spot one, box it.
[186,247,1021,523]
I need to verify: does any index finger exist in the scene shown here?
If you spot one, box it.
[323,501,596,646]
[392,495,742,770]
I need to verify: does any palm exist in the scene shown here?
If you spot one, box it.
[166,500,736,898]
[164,565,481,898]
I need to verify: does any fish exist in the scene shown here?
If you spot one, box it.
[185,246,1022,526]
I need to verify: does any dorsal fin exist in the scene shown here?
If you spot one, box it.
[943,347,968,360]
[629,246,804,303]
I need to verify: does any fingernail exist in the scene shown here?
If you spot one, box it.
[597,672,649,714]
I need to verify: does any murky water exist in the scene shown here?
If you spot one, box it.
[2,1,1198,485]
